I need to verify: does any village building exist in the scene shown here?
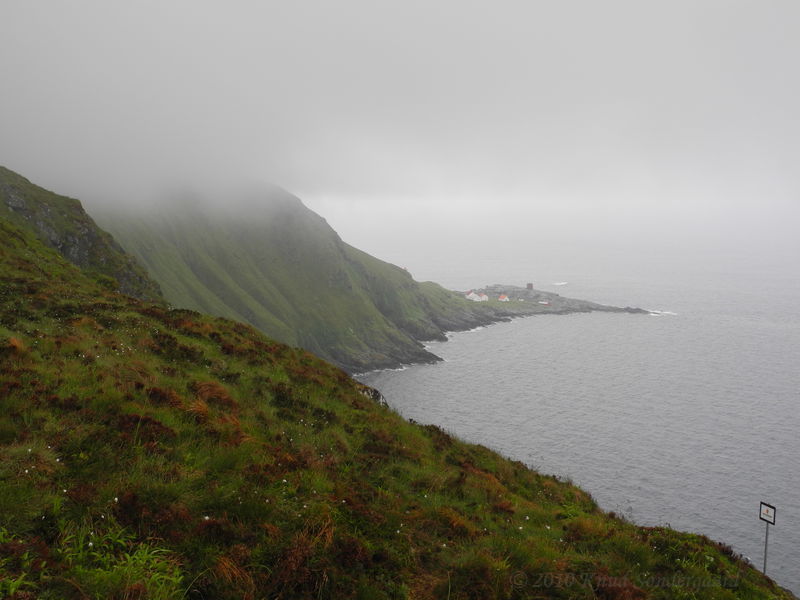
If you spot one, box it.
[465,290,490,302]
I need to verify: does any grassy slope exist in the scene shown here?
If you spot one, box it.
[342,243,484,340]
[97,197,484,373]
[0,216,793,599]
[0,166,163,303]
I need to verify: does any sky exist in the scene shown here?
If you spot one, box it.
[1,1,798,284]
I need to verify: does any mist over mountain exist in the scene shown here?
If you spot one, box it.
[94,184,591,373]
[0,166,162,302]
[2,1,798,277]
[1,1,799,596]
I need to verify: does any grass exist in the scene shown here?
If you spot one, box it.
[0,166,163,303]
[94,196,573,374]
[0,215,795,599]
[0,163,619,374]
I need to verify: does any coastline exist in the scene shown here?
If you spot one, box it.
[352,283,650,376]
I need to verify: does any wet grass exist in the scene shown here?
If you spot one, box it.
[0,217,794,599]
[98,204,548,374]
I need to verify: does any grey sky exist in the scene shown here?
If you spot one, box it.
[1,1,798,278]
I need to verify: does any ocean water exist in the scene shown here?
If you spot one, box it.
[359,251,800,593]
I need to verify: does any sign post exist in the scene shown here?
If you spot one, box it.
[759,502,776,575]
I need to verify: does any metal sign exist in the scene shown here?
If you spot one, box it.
[759,502,776,525]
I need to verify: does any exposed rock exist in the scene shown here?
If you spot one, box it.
[0,166,163,303]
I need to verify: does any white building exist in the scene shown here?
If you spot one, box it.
[465,290,490,302]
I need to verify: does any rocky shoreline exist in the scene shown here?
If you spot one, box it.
[355,284,649,374]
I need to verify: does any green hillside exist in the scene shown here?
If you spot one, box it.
[0,166,163,303]
[0,167,637,374]
[0,216,794,599]
[95,192,522,373]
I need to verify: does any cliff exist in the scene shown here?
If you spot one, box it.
[95,189,643,373]
[0,166,163,303]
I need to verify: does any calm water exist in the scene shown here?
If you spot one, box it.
[360,254,800,593]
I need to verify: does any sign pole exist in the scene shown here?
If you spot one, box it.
[759,501,775,575]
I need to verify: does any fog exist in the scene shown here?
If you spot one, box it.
[1,1,798,283]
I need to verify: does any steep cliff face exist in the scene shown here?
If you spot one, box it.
[0,167,640,372]
[97,186,642,372]
[0,166,163,302]
[96,190,497,372]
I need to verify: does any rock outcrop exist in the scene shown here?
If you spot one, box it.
[0,166,163,302]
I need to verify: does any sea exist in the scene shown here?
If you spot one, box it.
[357,244,800,593]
